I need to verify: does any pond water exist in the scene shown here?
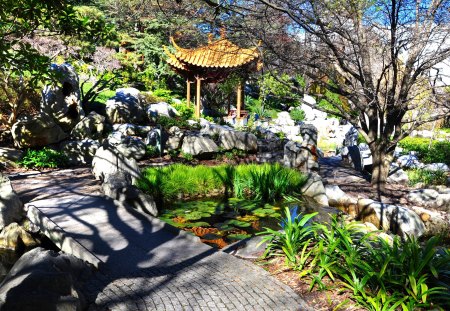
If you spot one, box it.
[159,196,322,249]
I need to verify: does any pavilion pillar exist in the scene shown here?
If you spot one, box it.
[195,77,201,119]
[186,80,191,107]
[236,81,242,120]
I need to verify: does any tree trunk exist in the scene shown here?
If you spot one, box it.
[370,146,393,194]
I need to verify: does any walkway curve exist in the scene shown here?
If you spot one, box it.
[11,168,311,310]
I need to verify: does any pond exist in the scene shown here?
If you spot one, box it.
[159,197,320,249]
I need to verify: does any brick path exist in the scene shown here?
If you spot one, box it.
[11,168,311,310]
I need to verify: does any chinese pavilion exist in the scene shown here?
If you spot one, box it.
[164,32,261,119]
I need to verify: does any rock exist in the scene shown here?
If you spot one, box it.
[113,123,153,138]
[397,154,422,169]
[357,198,425,238]
[92,146,141,184]
[60,139,100,165]
[0,148,23,162]
[0,223,37,250]
[70,111,105,140]
[218,130,258,152]
[105,89,145,124]
[387,164,409,184]
[102,172,158,217]
[222,236,266,259]
[409,205,450,237]
[181,134,219,157]
[300,123,318,146]
[145,128,163,154]
[274,111,295,126]
[300,173,329,206]
[406,189,450,212]
[200,123,232,137]
[104,131,146,160]
[283,141,319,172]
[11,113,68,148]
[41,63,84,131]
[0,247,92,311]
[325,185,357,207]
[147,102,179,118]
[423,163,449,172]
[116,87,142,99]
[166,126,184,151]
[0,174,23,231]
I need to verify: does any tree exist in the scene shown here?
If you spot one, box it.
[191,0,450,191]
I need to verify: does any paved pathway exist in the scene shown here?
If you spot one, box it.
[11,168,310,310]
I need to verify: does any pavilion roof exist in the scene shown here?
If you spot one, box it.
[164,36,260,72]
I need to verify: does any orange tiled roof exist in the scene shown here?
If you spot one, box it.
[166,36,259,69]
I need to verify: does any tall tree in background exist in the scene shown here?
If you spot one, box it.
[194,0,450,191]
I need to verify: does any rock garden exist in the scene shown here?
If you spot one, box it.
[2,2,450,310]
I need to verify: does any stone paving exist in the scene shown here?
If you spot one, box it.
[11,168,311,310]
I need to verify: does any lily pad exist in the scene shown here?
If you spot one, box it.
[202,233,223,240]
[184,211,211,220]
[252,207,276,217]
[228,233,251,241]
[225,219,252,228]
[213,222,234,231]
[182,221,211,228]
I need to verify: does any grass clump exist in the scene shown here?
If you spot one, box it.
[259,208,450,310]
[137,163,307,204]
[18,147,68,168]
[407,168,447,186]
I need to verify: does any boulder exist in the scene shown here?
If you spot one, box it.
[406,189,450,212]
[104,131,146,160]
[357,198,425,238]
[166,126,184,151]
[423,163,449,172]
[325,184,357,207]
[105,89,145,124]
[218,130,258,152]
[343,126,358,146]
[102,172,158,217]
[200,123,232,137]
[181,134,219,157]
[0,247,92,311]
[409,205,450,237]
[0,148,23,162]
[274,111,295,126]
[300,123,318,146]
[0,174,23,231]
[92,146,141,184]
[300,173,329,206]
[41,63,84,131]
[11,113,68,148]
[60,139,100,165]
[396,154,422,169]
[283,141,319,172]
[387,164,409,184]
[145,128,163,154]
[112,123,153,138]
[147,102,179,118]
[0,223,37,250]
[70,111,105,140]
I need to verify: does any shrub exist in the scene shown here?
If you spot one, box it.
[156,116,188,129]
[18,148,68,168]
[181,152,194,161]
[145,145,159,158]
[172,102,194,120]
[398,137,450,165]
[407,168,447,186]
[289,109,306,123]
[258,213,450,310]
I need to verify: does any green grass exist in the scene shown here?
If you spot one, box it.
[259,212,450,310]
[81,82,115,105]
[407,168,448,186]
[137,163,307,204]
